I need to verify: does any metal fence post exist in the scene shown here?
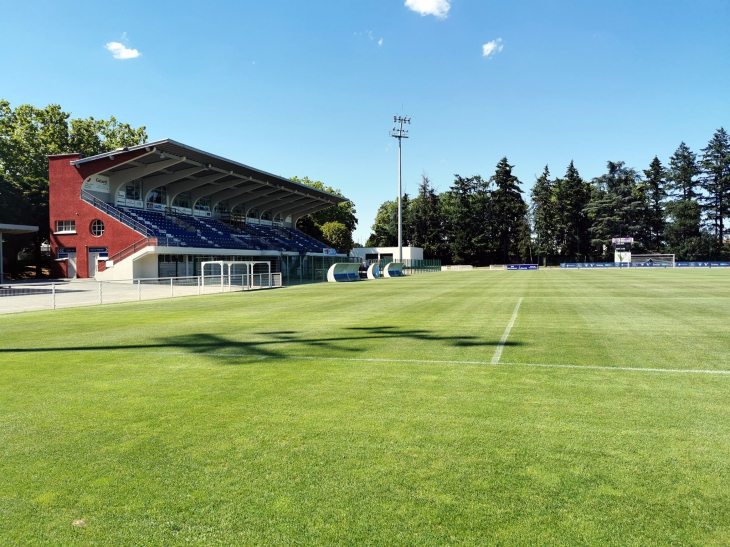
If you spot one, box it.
[99,282,102,304]
[171,278,174,298]
[138,279,141,301]
[52,283,56,310]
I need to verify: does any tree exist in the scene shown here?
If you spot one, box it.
[554,161,591,262]
[290,176,358,244]
[663,142,704,260]
[0,100,147,277]
[640,156,667,251]
[407,174,445,258]
[699,128,730,255]
[442,175,484,265]
[667,142,700,201]
[320,221,354,254]
[665,200,705,260]
[531,165,558,264]
[585,161,643,260]
[366,200,398,247]
[490,157,528,264]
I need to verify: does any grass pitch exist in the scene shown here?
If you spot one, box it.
[2,269,730,546]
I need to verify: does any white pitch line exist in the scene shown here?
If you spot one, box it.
[111,350,730,375]
[491,297,523,364]
[8,348,730,375]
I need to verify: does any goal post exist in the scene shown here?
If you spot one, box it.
[630,254,675,268]
[489,264,507,270]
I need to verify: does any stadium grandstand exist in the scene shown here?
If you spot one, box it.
[49,139,349,282]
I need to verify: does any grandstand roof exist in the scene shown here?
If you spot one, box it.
[65,139,348,221]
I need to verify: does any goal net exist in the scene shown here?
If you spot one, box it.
[631,254,675,267]
[489,264,507,270]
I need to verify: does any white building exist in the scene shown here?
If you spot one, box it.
[350,246,424,262]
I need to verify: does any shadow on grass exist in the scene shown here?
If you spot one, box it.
[0,327,523,362]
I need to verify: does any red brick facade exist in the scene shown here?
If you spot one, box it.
[49,150,150,278]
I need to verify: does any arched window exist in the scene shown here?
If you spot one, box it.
[91,220,105,237]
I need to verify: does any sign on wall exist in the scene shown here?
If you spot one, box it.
[82,174,110,193]
[57,247,76,259]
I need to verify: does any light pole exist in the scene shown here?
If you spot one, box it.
[390,115,410,263]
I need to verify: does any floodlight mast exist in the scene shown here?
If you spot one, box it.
[390,115,410,262]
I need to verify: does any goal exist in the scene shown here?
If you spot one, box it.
[630,254,675,268]
[489,264,507,270]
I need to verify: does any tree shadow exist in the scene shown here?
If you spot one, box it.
[1,326,523,363]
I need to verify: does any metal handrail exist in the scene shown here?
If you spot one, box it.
[80,190,151,236]
[106,237,151,264]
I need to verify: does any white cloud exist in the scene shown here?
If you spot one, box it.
[355,30,383,46]
[105,40,140,59]
[405,0,451,19]
[482,38,504,58]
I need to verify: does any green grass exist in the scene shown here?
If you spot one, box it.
[2,269,730,546]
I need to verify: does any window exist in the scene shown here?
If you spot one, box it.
[55,220,76,233]
[90,220,105,237]
[194,197,211,213]
[147,186,167,205]
[125,181,142,201]
[172,192,191,210]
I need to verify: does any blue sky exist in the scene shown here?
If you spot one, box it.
[1,0,728,243]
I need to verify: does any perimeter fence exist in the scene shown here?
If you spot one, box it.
[560,262,730,268]
[0,273,282,314]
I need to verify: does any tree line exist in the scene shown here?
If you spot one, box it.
[367,128,730,265]
[0,100,148,276]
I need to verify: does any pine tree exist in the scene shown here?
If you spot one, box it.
[640,156,667,250]
[699,128,730,254]
[554,161,591,262]
[530,165,557,264]
[664,142,703,260]
[667,142,700,201]
[490,157,528,264]
[443,175,482,265]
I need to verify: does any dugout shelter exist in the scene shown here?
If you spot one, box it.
[48,139,349,280]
